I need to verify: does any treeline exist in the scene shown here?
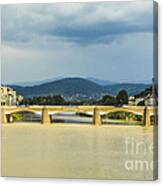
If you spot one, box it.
[20,90,129,106]
[134,86,152,98]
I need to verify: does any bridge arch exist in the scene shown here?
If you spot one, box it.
[4,109,42,123]
[5,108,41,115]
[101,110,144,126]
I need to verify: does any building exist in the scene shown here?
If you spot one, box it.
[128,96,135,106]
[144,94,156,106]
[134,94,156,106]
[17,95,24,104]
[135,97,144,106]
[1,86,23,106]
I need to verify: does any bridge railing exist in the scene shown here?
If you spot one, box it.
[1,106,157,128]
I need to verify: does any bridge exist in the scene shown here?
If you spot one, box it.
[1,106,157,128]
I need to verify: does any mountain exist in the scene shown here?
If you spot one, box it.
[10,76,151,87]
[87,77,116,86]
[10,78,108,98]
[104,83,151,96]
[9,77,151,98]
[11,76,116,87]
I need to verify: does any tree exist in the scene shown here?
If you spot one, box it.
[137,100,145,106]
[21,95,66,105]
[99,95,116,105]
[52,95,65,105]
[116,90,128,106]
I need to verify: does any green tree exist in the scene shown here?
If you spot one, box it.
[99,95,116,105]
[22,95,66,105]
[52,95,65,105]
[116,90,128,106]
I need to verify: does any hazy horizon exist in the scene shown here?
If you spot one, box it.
[1,76,152,87]
[1,1,154,84]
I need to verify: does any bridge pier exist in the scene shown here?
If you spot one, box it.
[93,107,101,126]
[154,108,158,126]
[143,107,151,128]
[155,113,158,126]
[1,108,7,124]
[41,107,51,125]
[7,114,13,123]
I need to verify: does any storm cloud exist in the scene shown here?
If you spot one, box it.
[1,1,154,84]
[2,1,153,45]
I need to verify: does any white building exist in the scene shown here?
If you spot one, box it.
[1,86,23,106]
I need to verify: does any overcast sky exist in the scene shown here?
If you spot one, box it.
[1,1,154,84]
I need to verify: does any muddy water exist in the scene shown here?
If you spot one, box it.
[1,124,156,180]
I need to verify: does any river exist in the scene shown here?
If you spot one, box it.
[14,111,142,125]
[1,123,156,180]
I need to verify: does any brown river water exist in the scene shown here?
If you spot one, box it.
[1,123,157,180]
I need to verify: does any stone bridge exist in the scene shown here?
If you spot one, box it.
[1,105,157,128]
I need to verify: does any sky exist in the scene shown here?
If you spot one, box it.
[1,0,154,84]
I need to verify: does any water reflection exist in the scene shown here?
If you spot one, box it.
[14,111,92,124]
[51,112,92,124]
[12,111,144,126]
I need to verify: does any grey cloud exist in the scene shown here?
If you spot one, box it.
[48,21,152,45]
[1,1,153,45]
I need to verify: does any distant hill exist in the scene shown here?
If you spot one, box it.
[11,76,116,87]
[134,86,153,98]
[9,77,151,98]
[10,76,151,87]
[10,78,108,98]
[87,77,116,86]
[103,83,150,96]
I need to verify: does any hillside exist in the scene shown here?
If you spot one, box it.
[9,77,151,98]
[104,83,150,96]
[10,78,108,98]
[134,86,153,98]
